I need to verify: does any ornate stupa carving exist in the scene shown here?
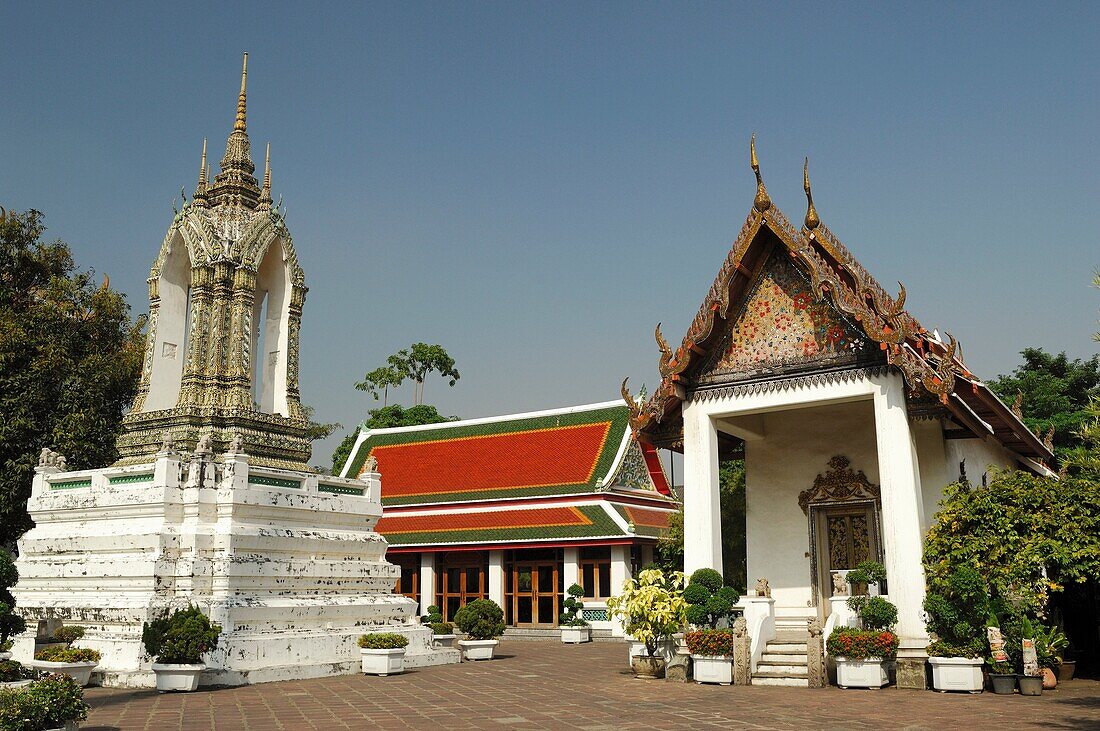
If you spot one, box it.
[117,53,311,470]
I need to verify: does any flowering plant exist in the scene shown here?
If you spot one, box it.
[606,569,686,658]
[685,629,734,657]
[825,626,899,659]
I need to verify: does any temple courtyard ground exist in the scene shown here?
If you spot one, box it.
[83,640,1100,730]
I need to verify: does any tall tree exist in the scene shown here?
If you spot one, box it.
[389,343,460,406]
[330,404,457,474]
[355,365,405,407]
[0,210,145,542]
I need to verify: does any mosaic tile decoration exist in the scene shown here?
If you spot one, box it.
[702,248,870,379]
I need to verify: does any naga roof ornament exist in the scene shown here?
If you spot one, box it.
[803,157,819,231]
[750,133,771,213]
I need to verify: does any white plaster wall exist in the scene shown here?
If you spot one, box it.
[944,437,1017,487]
[145,233,190,411]
[744,399,879,617]
[912,419,951,533]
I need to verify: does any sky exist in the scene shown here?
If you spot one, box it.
[2,2,1098,467]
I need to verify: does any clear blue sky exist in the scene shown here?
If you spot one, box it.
[2,2,1097,466]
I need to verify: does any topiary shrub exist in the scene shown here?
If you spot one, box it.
[559,584,588,627]
[357,633,409,650]
[52,626,85,645]
[453,599,505,640]
[924,565,989,658]
[429,622,454,635]
[422,605,444,624]
[33,646,100,663]
[684,629,734,657]
[683,568,739,629]
[845,561,898,631]
[142,605,221,665]
[0,660,27,683]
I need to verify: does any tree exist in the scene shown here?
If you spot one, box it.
[330,404,458,474]
[989,348,1100,464]
[0,210,144,543]
[355,365,405,407]
[388,343,459,406]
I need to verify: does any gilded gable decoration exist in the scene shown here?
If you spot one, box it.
[798,456,880,514]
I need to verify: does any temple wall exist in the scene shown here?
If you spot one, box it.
[743,399,879,620]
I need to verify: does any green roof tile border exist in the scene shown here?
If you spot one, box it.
[381,503,626,546]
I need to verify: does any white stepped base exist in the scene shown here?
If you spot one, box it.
[753,675,810,687]
[756,663,808,675]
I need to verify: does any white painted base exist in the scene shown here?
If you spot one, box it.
[432,634,456,649]
[561,626,591,644]
[835,657,889,689]
[152,663,204,692]
[360,648,405,676]
[929,656,983,693]
[692,655,733,685]
[27,660,97,687]
[457,639,499,660]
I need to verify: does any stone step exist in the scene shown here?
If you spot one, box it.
[756,662,808,675]
[765,642,807,653]
[753,674,810,687]
[761,653,808,665]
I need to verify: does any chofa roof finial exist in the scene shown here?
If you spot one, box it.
[803,157,819,230]
[235,52,248,132]
[751,133,771,213]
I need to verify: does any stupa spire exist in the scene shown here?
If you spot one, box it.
[193,139,210,205]
[258,143,273,208]
[210,53,260,208]
[235,53,248,132]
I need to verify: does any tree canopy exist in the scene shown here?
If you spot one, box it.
[0,210,144,542]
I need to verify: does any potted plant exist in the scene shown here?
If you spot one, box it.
[606,568,687,679]
[827,561,899,689]
[685,630,735,685]
[357,633,409,676]
[1033,624,1068,689]
[559,584,591,644]
[31,627,99,687]
[0,673,89,731]
[422,606,456,649]
[142,605,221,692]
[0,659,36,689]
[454,599,505,660]
[924,566,989,693]
[987,658,1017,694]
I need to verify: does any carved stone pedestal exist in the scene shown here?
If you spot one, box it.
[895,657,928,689]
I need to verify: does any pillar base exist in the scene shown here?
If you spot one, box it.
[895,657,928,690]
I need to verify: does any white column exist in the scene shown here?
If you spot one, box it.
[488,550,505,608]
[871,372,929,653]
[682,401,723,577]
[563,547,580,592]
[419,552,436,616]
[609,545,633,637]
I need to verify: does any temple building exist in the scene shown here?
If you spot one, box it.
[339,401,677,632]
[10,55,451,686]
[626,138,1055,688]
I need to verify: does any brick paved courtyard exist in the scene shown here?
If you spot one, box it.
[84,641,1100,730]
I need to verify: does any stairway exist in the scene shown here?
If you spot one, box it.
[752,632,810,687]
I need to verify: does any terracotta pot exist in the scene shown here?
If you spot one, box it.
[630,654,667,679]
[1057,660,1076,682]
[1041,667,1057,689]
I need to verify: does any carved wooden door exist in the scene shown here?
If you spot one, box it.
[815,505,879,613]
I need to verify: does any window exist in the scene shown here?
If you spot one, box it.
[579,547,612,600]
[435,552,488,622]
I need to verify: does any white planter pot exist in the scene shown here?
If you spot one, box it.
[152,663,205,692]
[835,657,889,689]
[28,660,97,687]
[692,654,733,685]
[360,648,405,676]
[432,634,456,649]
[44,722,79,731]
[561,626,591,644]
[627,638,674,667]
[457,639,499,661]
[0,651,12,661]
[929,656,984,693]
[0,680,33,689]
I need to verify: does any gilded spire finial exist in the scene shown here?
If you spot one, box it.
[803,157,819,230]
[751,134,771,212]
[259,143,273,208]
[234,53,248,132]
[199,138,208,185]
[193,139,210,205]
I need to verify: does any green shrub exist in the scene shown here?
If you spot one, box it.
[52,626,85,645]
[429,622,454,635]
[924,565,990,657]
[26,673,88,728]
[142,605,221,665]
[0,686,47,731]
[684,568,739,629]
[453,599,505,640]
[33,646,100,663]
[422,605,444,625]
[0,551,17,607]
[559,583,588,627]
[684,629,734,656]
[0,660,25,682]
[825,626,899,659]
[357,633,409,650]
[0,602,25,651]
[844,561,898,632]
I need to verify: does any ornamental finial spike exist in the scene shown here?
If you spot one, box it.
[259,142,273,207]
[234,52,248,132]
[199,138,208,185]
[803,157,819,230]
[751,134,771,212]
